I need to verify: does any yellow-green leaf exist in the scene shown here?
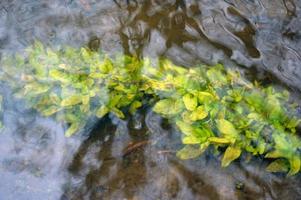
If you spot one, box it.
[265,150,282,158]
[153,99,183,116]
[189,106,208,121]
[96,105,109,118]
[181,111,193,124]
[111,107,125,119]
[182,135,200,144]
[183,93,198,111]
[115,84,126,91]
[49,69,70,83]
[65,123,80,137]
[206,66,227,86]
[129,101,142,114]
[176,145,202,160]
[287,117,301,129]
[99,57,113,73]
[24,83,49,95]
[216,119,238,137]
[222,146,241,167]
[197,91,215,103]
[89,72,106,79]
[41,106,61,116]
[80,104,90,113]
[208,137,231,144]
[82,95,90,105]
[176,121,194,135]
[288,154,301,176]
[266,159,289,173]
[61,95,82,107]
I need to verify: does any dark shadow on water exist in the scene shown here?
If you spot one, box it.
[61,111,301,200]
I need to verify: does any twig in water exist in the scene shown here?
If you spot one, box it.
[157,150,176,155]
[122,140,152,157]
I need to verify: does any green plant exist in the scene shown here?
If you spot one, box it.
[1,42,300,175]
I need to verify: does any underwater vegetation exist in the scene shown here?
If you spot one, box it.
[0,42,300,175]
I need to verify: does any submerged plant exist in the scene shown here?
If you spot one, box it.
[0,42,300,175]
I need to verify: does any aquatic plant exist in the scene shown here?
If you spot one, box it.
[0,42,300,175]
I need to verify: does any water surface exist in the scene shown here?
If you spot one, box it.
[0,1,301,199]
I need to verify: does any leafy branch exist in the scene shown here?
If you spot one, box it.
[1,42,300,175]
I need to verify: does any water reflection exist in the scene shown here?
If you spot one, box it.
[62,111,301,200]
[0,116,83,199]
[0,0,301,199]
[1,0,300,89]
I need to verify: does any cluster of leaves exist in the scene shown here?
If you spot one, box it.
[1,42,145,136]
[148,62,301,175]
[1,42,300,175]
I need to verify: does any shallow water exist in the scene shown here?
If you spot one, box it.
[0,0,301,199]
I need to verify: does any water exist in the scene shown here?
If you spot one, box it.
[0,0,301,199]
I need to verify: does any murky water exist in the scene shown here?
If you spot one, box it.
[0,0,301,199]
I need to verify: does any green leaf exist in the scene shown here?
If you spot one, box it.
[257,140,266,155]
[129,101,142,114]
[65,123,80,137]
[227,89,243,102]
[221,146,241,167]
[41,106,61,116]
[24,83,50,95]
[153,98,184,116]
[206,65,227,86]
[265,150,282,158]
[49,69,70,83]
[82,95,90,105]
[197,91,216,103]
[99,57,113,73]
[176,121,194,135]
[287,117,301,129]
[182,135,201,144]
[80,103,90,113]
[80,48,92,63]
[247,113,264,121]
[184,78,201,92]
[183,93,198,111]
[162,59,187,74]
[267,133,301,163]
[194,126,214,139]
[216,119,239,138]
[108,94,122,108]
[96,105,109,118]
[288,154,301,176]
[181,111,193,124]
[176,145,204,160]
[208,137,231,144]
[266,159,289,173]
[111,107,125,119]
[89,72,106,79]
[61,95,82,107]
[189,106,208,121]
[245,91,264,111]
